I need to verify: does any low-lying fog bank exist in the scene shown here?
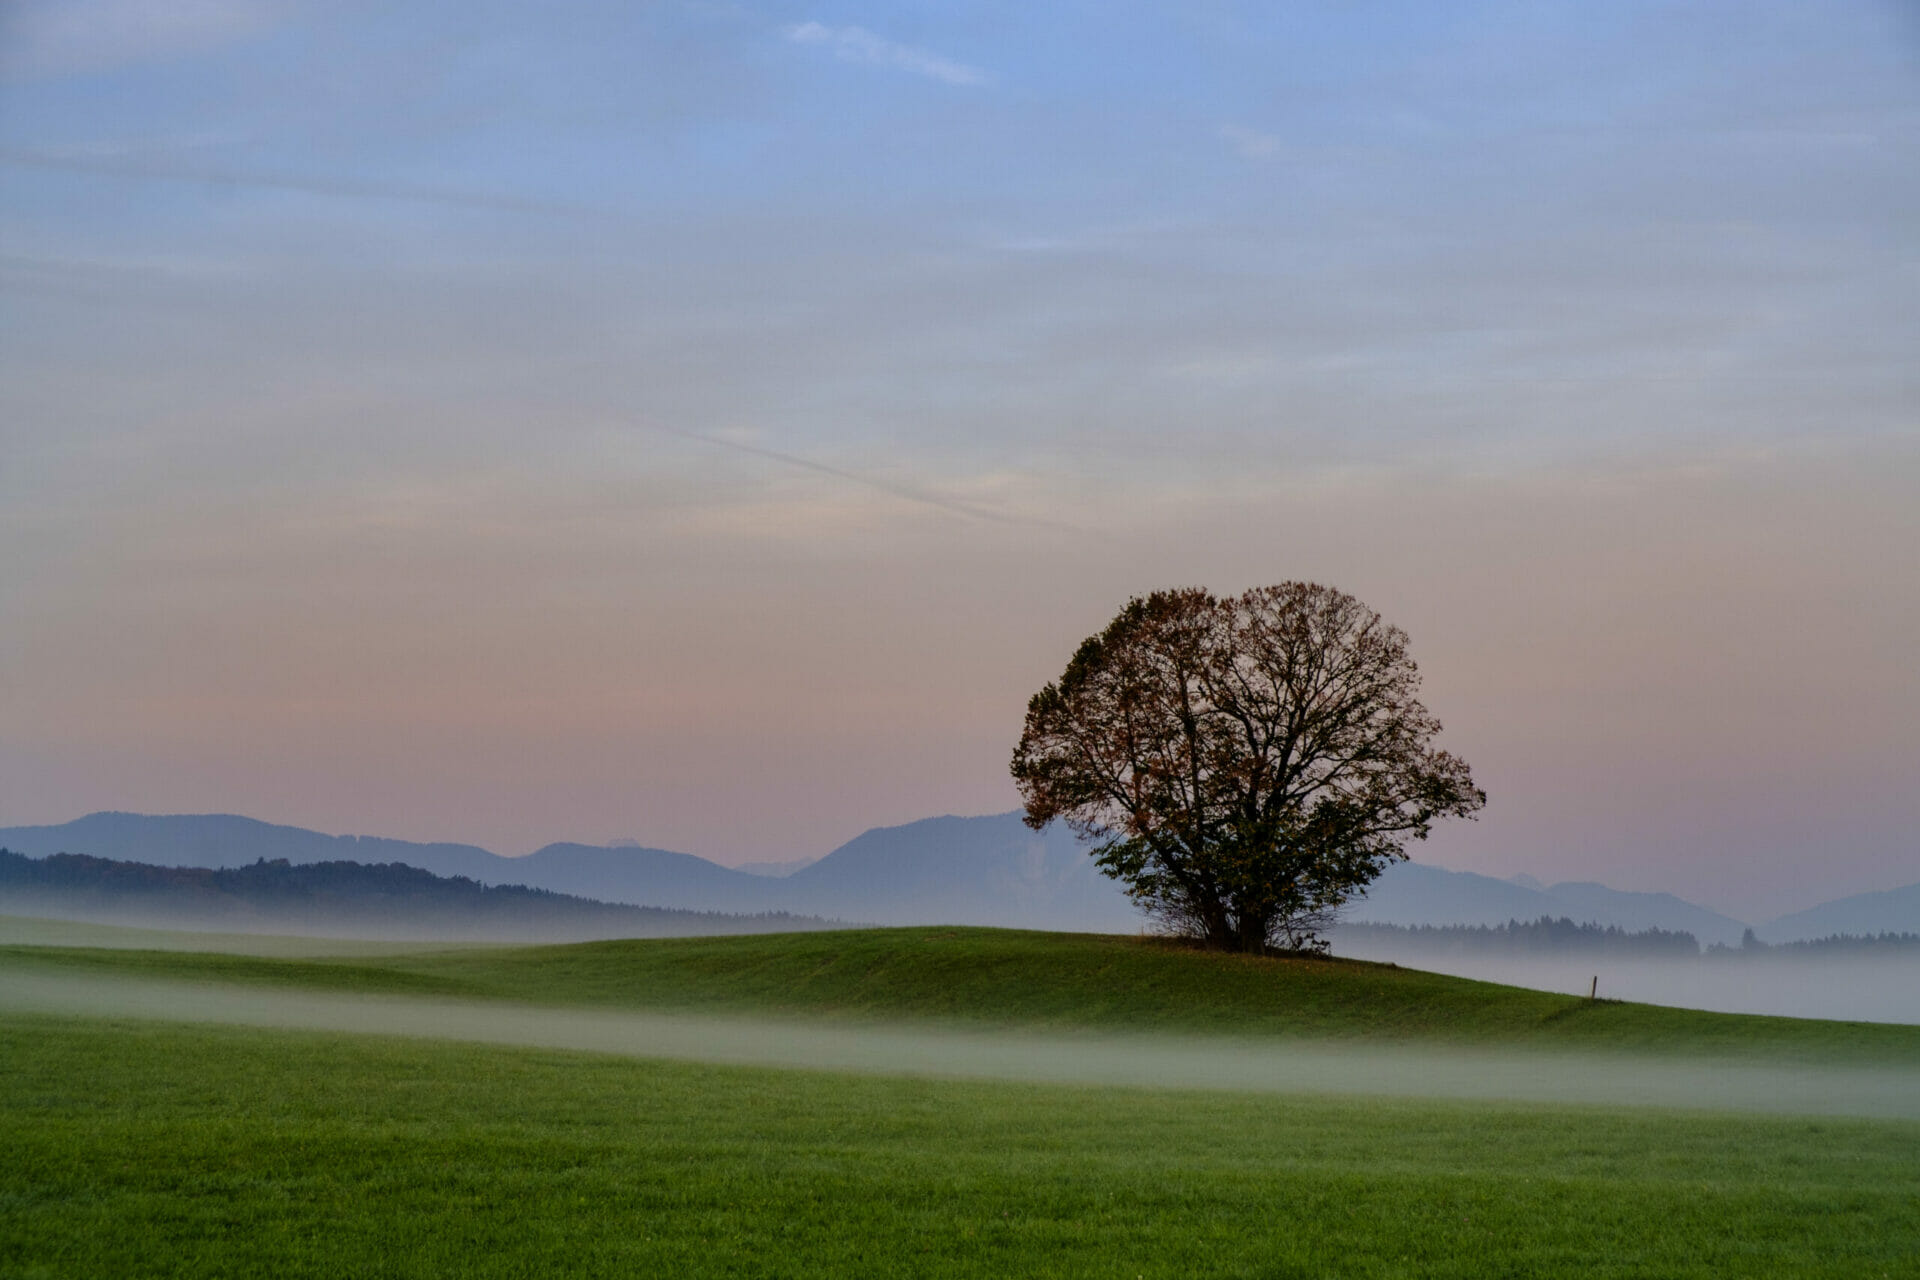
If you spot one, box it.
[0,896,847,946]
[9,913,1914,1026]
[0,913,495,957]
[1330,940,1920,1024]
[2,968,1915,1119]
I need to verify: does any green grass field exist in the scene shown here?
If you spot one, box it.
[3,924,1917,1277]
[5,925,1918,1060]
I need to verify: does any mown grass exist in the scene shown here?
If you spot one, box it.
[3,1012,1917,1279]
[4,927,1917,1275]
[5,926,1918,1061]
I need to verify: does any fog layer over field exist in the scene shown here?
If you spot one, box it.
[1329,940,1920,1025]
[0,914,497,957]
[3,968,1915,1121]
[8,914,1914,1027]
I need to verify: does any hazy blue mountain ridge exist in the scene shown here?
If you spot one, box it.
[733,858,819,878]
[0,812,508,882]
[0,848,835,942]
[6,810,1912,942]
[1347,863,1553,929]
[781,813,1138,931]
[1346,862,1752,948]
[0,815,789,919]
[1542,881,1737,941]
[511,842,781,915]
[0,810,1137,932]
[1760,882,1920,944]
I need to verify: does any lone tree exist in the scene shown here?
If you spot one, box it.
[1011,583,1484,953]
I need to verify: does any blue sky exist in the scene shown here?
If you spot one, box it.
[2,0,1916,916]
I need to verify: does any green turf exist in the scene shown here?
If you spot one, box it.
[3,1012,1916,1279]
[5,926,1917,1061]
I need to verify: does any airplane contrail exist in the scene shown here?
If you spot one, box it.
[5,144,1081,532]
[644,422,1083,533]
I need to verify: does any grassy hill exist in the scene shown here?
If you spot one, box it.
[7,924,1916,1062]
[5,922,1919,1277]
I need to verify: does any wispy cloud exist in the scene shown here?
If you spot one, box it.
[1218,124,1280,161]
[784,22,987,87]
[0,0,284,78]
[0,146,603,217]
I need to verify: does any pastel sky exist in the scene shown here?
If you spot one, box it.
[2,0,1915,919]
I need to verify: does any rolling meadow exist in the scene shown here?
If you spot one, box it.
[4,926,1917,1278]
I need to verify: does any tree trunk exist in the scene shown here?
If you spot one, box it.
[1232,913,1270,953]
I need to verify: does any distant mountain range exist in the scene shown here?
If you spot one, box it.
[1348,862,1754,948]
[0,849,837,942]
[1758,883,1920,945]
[2,810,1913,943]
[1336,917,1703,959]
[0,812,510,880]
[0,811,1138,933]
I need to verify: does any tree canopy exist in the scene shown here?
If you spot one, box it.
[1010,583,1484,952]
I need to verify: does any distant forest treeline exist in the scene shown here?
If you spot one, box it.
[1707,929,1920,957]
[0,849,839,940]
[1341,916,1920,958]
[1338,917,1702,957]
[8,847,1919,953]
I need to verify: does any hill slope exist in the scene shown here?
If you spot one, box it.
[8,926,1914,1061]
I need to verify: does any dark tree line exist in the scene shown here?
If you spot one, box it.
[1338,916,1702,958]
[1342,917,1920,959]
[0,848,832,935]
[1707,929,1920,957]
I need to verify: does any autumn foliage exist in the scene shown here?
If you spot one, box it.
[1011,583,1484,952]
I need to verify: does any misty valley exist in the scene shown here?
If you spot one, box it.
[5,798,1916,1278]
[6,1,1916,1273]
[5,809,1917,1023]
